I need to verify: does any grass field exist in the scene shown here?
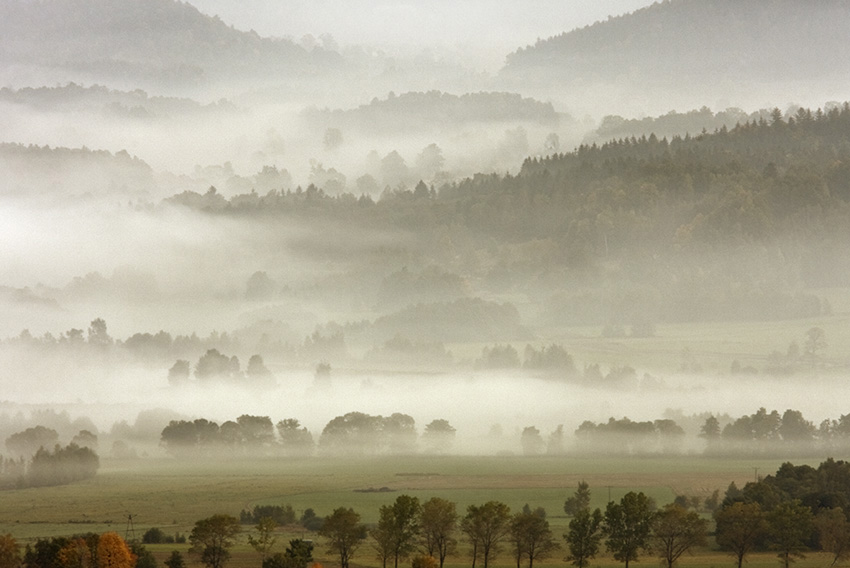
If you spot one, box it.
[0,453,832,568]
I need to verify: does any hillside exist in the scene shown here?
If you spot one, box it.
[164,103,850,326]
[501,0,850,102]
[0,143,155,199]
[304,91,562,133]
[0,84,235,118]
[0,0,342,87]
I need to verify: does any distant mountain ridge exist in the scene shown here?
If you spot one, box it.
[502,0,850,84]
[0,0,342,86]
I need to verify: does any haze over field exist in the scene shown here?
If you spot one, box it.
[2,0,850,460]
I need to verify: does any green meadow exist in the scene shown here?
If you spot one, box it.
[0,454,830,568]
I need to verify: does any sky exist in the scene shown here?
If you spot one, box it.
[188,0,658,70]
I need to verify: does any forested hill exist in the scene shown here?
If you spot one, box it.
[501,0,850,84]
[304,91,560,132]
[0,0,342,86]
[169,103,850,308]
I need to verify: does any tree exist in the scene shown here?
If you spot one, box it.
[87,318,112,347]
[142,528,167,544]
[189,514,241,568]
[564,481,591,516]
[422,420,456,454]
[58,536,96,568]
[420,497,457,568]
[804,327,827,366]
[5,426,59,458]
[246,355,274,383]
[284,539,313,568]
[699,416,720,442]
[415,143,445,179]
[815,507,850,567]
[23,537,71,568]
[714,502,766,568]
[27,443,99,487]
[318,508,364,568]
[236,415,275,449]
[195,349,239,381]
[131,544,157,568]
[97,533,136,568]
[382,414,417,454]
[0,535,21,568]
[509,512,559,568]
[603,492,653,568]
[520,427,544,456]
[461,501,512,568]
[564,508,603,568]
[164,551,185,568]
[264,540,314,568]
[371,495,421,568]
[779,409,815,442]
[70,430,98,450]
[168,360,191,385]
[380,151,409,188]
[767,500,813,568]
[276,419,314,456]
[651,504,708,568]
[248,517,278,562]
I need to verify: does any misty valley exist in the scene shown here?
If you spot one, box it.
[3,1,850,568]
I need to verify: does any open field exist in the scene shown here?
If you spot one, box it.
[0,454,831,568]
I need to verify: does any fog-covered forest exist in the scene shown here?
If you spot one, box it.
[2,0,850,464]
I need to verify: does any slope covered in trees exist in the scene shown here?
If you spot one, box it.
[166,103,850,325]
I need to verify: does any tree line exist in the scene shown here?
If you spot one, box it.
[159,413,456,457]
[150,406,850,458]
[0,442,98,489]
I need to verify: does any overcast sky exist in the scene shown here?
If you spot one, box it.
[190,0,657,69]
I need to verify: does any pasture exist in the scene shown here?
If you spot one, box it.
[0,453,828,568]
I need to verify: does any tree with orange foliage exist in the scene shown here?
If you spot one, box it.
[0,534,22,568]
[57,538,91,568]
[96,533,136,568]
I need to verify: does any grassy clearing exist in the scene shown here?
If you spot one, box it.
[0,454,813,539]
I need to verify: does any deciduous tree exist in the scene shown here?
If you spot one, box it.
[318,508,364,568]
[509,512,559,568]
[189,514,241,568]
[97,533,136,568]
[603,492,653,568]
[564,508,603,568]
[248,517,278,562]
[420,497,457,568]
[0,534,21,568]
[461,501,512,568]
[371,495,421,568]
[651,504,708,568]
[815,507,850,567]
[714,502,766,568]
[767,500,813,568]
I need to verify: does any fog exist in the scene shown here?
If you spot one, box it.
[2,0,850,463]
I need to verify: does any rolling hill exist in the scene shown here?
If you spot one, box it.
[0,0,343,88]
[499,0,850,112]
